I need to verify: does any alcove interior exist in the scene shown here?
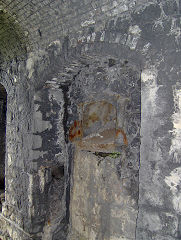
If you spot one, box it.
[0,84,7,211]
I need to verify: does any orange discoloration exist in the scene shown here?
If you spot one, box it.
[116,129,128,146]
[83,101,116,127]
[84,112,99,127]
[89,112,99,123]
[69,120,83,141]
[48,219,51,226]
[116,129,121,137]
[74,120,77,128]
[70,120,128,147]
[103,103,114,123]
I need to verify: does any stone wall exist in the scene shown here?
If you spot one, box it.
[67,57,140,240]
[0,0,180,239]
[0,84,6,190]
[0,61,35,240]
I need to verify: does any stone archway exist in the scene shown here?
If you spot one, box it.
[68,59,141,240]
[0,84,7,210]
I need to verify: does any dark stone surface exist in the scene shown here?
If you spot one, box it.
[0,0,180,239]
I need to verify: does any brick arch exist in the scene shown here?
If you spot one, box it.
[31,37,144,92]
[0,9,28,64]
[0,67,16,95]
[25,43,142,239]
[0,0,144,53]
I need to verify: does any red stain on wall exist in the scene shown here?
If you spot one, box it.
[116,129,128,146]
[69,120,83,141]
[69,120,128,147]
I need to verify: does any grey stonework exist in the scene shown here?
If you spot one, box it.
[0,84,6,186]
[0,0,180,239]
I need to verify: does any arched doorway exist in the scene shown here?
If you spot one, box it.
[0,84,7,210]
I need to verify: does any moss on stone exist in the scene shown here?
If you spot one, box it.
[94,151,121,158]
[109,152,121,158]
[0,9,29,63]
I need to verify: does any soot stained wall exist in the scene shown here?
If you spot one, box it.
[0,0,180,240]
[67,58,141,240]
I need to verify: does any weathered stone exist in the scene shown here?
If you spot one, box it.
[0,0,180,240]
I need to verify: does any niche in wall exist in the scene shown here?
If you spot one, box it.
[67,58,141,239]
[0,84,7,210]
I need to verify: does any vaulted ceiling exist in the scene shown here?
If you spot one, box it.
[0,0,179,64]
[0,0,156,63]
[0,0,104,62]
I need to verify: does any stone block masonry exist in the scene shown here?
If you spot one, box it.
[0,0,180,239]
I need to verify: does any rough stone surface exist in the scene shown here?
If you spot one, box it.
[0,84,6,189]
[0,0,180,239]
[67,57,140,240]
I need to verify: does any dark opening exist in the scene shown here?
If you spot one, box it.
[0,84,7,210]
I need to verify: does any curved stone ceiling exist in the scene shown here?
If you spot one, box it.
[0,0,155,62]
[0,9,28,63]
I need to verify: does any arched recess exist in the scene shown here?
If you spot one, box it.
[0,83,7,210]
[30,41,142,239]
